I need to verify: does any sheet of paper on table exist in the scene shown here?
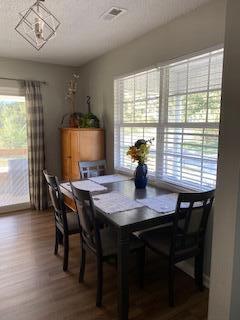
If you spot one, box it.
[93,191,144,214]
[61,180,107,192]
[137,193,203,214]
[136,193,179,214]
[89,174,132,184]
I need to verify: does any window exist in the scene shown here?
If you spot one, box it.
[114,48,223,190]
[0,95,29,208]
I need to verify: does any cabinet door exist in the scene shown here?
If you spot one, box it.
[78,130,105,161]
[62,157,71,180]
[70,131,81,180]
[61,130,71,180]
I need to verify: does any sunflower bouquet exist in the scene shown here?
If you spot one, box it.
[127,138,154,165]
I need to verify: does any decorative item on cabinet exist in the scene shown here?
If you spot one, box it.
[61,112,82,128]
[66,74,79,113]
[60,74,81,128]
[79,96,100,128]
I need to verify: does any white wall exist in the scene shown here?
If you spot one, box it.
[0,58,75,177]
[78,0,226,173]
[208,0,240,319]
[77,0,226,276]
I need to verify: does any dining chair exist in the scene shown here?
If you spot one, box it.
[43,170,81,271]
[139,190,215,307]
[70,183,145,307]
[78,160,106,179]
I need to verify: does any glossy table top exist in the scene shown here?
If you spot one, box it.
[61,179,173,231]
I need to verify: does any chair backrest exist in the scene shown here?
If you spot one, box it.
[70,183,102,254]
[171,190,215,260]
[79,160,106,179]
[43,170,68,231]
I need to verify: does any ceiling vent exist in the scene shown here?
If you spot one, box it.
[101,7,126,21]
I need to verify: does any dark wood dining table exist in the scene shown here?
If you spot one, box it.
[60,179,174,320]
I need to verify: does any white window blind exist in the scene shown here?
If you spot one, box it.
[114,48,223,190]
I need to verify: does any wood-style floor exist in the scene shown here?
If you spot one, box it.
[0,210,208,320]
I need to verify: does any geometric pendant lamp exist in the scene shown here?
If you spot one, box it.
[15,0,60,51]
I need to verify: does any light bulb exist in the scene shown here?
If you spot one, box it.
[34,17,44,40]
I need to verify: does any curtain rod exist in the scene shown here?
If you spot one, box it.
[0,77,47,85]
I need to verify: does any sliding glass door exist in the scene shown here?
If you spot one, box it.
[0,95,29,211]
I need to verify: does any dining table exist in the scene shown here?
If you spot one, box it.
[60,176,175,320]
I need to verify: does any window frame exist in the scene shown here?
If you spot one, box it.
[0,93,30,214]
[114,46,223,192]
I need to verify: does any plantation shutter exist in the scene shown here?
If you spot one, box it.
[114,48,223,190]
[114,69,160,174]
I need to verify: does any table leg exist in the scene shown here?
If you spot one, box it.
[117,228,130,320]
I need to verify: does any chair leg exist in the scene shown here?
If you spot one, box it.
[136,247,145,288]
[195,251,204,291]
[54,227,59,255]
[79,244,86,283]
[168,262,175,307]
[57,229,63,245]
[96,255,103,308]
[63,235,69,272]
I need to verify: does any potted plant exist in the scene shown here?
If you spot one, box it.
[127,138,154,189]
[79,96,100,128]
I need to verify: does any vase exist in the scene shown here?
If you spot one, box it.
[134,163,148,189]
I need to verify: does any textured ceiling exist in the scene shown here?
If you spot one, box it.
[0,0,210,66]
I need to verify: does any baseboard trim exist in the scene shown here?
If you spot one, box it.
[176,261,210,288]
[0,202,31,214]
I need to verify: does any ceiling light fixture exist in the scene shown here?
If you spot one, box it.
[15,0,60,51]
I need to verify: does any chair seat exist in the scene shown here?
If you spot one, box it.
[140,227,172,256]
[134,223,172,238]
[67,211,80,234]
[140,226,201,259]
[100,228,144,257]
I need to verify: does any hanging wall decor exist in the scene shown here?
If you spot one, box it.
[15,0,60,50]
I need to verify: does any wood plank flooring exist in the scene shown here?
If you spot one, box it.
[0,210,208,320]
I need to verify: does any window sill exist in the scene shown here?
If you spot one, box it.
[115,168,208,194]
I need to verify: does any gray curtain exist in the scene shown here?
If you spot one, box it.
[25,81,47,210]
